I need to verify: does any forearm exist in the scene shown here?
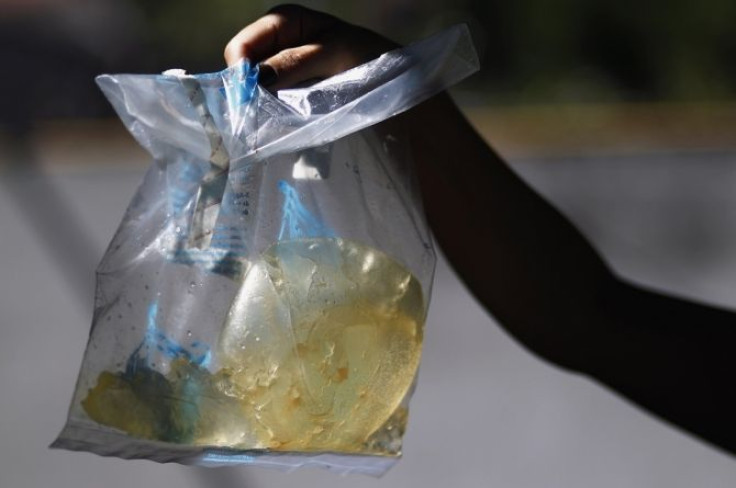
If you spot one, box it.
[400,93,614,370]
[594,279,736,453]
[401,93,736,453]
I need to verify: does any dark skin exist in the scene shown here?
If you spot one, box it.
[225,4,736,456]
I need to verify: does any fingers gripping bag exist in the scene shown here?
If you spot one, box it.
[52,25,478,476]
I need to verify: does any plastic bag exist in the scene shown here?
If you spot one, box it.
[52,25,478,476]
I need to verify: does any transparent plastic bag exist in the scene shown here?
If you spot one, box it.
[52,25,478,476]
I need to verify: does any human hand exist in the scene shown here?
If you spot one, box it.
[224,4,398,91]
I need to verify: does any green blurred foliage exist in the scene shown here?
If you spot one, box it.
[130,0,269,71]
[130,0,736,103]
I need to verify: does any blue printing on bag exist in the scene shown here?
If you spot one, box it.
[126,301,211,377]
[278,180,335,240]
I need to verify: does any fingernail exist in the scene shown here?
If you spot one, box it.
[258,63,277,87]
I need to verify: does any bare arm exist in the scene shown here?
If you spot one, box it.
[226,5,736,454]
[402,93,736,454]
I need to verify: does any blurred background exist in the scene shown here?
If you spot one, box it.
[2,0,736,487]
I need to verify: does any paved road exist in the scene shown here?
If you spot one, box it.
[2,141,736,487]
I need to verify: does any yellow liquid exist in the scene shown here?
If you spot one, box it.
[83,238,425,455]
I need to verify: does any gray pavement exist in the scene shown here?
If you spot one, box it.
[2,141,736,487]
